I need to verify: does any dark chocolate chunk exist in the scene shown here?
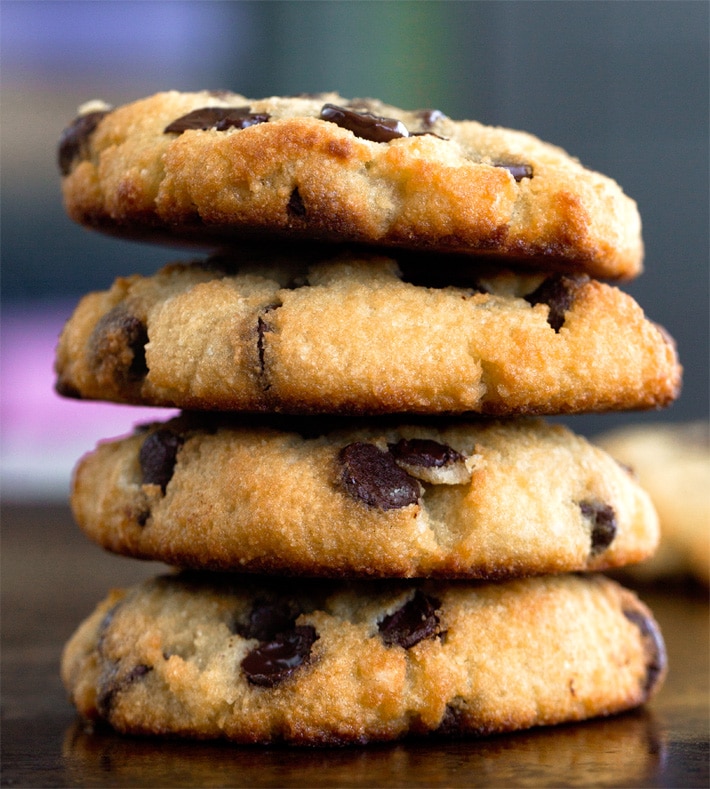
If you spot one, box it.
[97,663,152,717]
[241,625,318,687]
[525,273,588,332]
[139,429,184,493]
[495,162,534,181]
[379,590,441,649]
[125,663,151,683]
[417,108,447,128]
[434,700,469,736]
[96,602,122,653]
[580,499,617,555]
[136,507,151,527]
[236,598,301,642]
[623,608,667,696]
[320,103,408,143]
[89,307,149,383]
[339,443,421,510]
[256,304,280,385]
[58,110,109,175]
[388,438,464,469]
[287,187,307,218]
[164,106,270,134]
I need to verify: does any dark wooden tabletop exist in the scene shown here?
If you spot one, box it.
[2,503,708,788]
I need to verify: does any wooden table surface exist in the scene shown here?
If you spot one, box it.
[2,503,708,788]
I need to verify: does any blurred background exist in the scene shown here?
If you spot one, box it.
[1,0,708,501]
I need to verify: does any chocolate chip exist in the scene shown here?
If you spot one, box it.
[58,110,109,175]
[89,307,149,383]
[164,106,270,134]
[320,103,408,142]
[417,109,447,128]
[435,701,467,736]
[379,591,441,649]
[241,625,318,687]
[525,274,588,332]
[580,499,617,555]
[287,187,307,218]
[126,664,151,682]
[136,507,150,527]
[256,304,279,386]
[495,162,534,181]
[623,608,667,696]
[139,429,184,493]
[388,438,464,469]
[339,443,421,510]
[96,602,122,651]
[235,598,301,642]
[97,663,151,717]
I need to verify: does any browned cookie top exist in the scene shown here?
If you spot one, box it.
[59,91,643,279]
[54,249,680,416]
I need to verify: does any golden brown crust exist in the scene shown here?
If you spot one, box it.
[54,250,681,416]
[59,91,643,279]
[60,573,666,745]
[70,415,659,578]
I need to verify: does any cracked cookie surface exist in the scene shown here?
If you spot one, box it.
[70,414,659,578]
[54,249,681,416]
[59,90,643,280]
[61,572,666,745]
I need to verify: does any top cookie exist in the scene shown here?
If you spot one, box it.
[59,90,643,279]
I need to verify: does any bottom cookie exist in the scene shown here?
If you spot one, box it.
[61,573,665,745]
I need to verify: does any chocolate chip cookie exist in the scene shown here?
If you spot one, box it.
[54,249,681,416]
[70,414,659,578]
[58,90,643,279]
[61,571,666,745]
[596,421,709,586]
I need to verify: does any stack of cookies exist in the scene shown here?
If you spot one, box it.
[56,91,681,745]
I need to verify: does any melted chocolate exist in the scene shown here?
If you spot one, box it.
[164,106,270,134]
[339,442,421,510]
[241,625,318,687]
[623,608,667,696]
[525,274,588,332]
[139,429,184,493]
[286,187,307,218]
[389,438,464,469]
[379,591,441,649]
[580,499,617,555]
[236,598,301,642]
[58,110,109,175]
[89,307,149,383]
[495,162,534,181]
[320,103,408,142]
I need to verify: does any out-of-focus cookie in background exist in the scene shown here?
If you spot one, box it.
[595,422,710,588]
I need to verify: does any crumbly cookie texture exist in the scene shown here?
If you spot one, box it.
[70,415,659,578]
[596,421,710,586]
[54,249,681,416]
[58,90,643,280]
[61,572,666,745]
